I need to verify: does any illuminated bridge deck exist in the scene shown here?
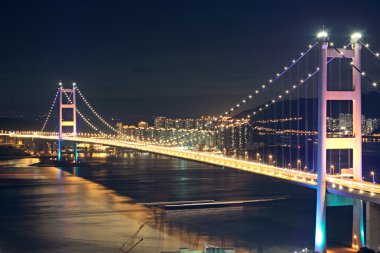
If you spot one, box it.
[2,132,380,204]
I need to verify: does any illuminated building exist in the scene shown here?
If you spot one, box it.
[175,119,185,129]
[237,124,249,150]
[184,119,195,129]
[137,116,253,151]
[138,121,148,128]
[365,118,379,134]
[339,113,352,133]
[326,117,339,132]
[116,122,123,135]
[165,118,174,129]
[154,117,166,129]
[337,113,379,135]
[195,118,205,129]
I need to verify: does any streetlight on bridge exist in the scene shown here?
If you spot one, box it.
[370,171,375,183]
[297,159,301,170]
[330,164,335,175]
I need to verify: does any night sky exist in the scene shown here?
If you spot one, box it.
[1,0,379,119]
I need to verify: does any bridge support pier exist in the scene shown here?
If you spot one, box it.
[315,186,327,253]
[352,199,365,249]
[366,202,380,251]
[74,142,78,162]
[58,139,62,161]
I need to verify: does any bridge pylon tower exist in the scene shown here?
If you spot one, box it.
[315,33,364,253]
[58,82,78,162]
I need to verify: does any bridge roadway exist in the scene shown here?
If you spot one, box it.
[2,132,380,204]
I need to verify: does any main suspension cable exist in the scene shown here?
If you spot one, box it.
[260,43,351,124]
[62,90,102,134]
[40,88,59,132]
[75,86,118,133]
[224,42,318,117]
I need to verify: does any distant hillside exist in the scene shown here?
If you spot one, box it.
[236,91,380,125]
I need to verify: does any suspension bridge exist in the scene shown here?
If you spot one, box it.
[1,31,380,253]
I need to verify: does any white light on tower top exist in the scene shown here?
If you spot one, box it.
[351,32,362,42]
[317,31,328,38]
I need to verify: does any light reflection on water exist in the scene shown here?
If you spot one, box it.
[0,161,195,253]
[0,151,362,252]
[0,157,40,167]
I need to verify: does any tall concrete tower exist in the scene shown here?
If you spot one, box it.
[58,82,78,162]
[315,32,364,252]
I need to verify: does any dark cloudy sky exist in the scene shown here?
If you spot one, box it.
[1,0,379,119]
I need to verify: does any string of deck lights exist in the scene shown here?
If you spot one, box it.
[40,88,60,132]
[61,88,103,134]
[223,41,319,117]
[75,85,118,133]
[252,117,303,124]
[254,126,317,136]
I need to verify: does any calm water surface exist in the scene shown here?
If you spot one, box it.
[1,145,376,253]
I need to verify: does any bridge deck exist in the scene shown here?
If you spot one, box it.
[2,132,380,204]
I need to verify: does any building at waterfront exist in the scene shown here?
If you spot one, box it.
[116,122,123,134]
[326,117,339,133]
[154,117,167,129]
[339,113,352,133]
[119,116,252,152]
[138,121,149,128]
[335,113,379,135]
[165,118,175,129]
